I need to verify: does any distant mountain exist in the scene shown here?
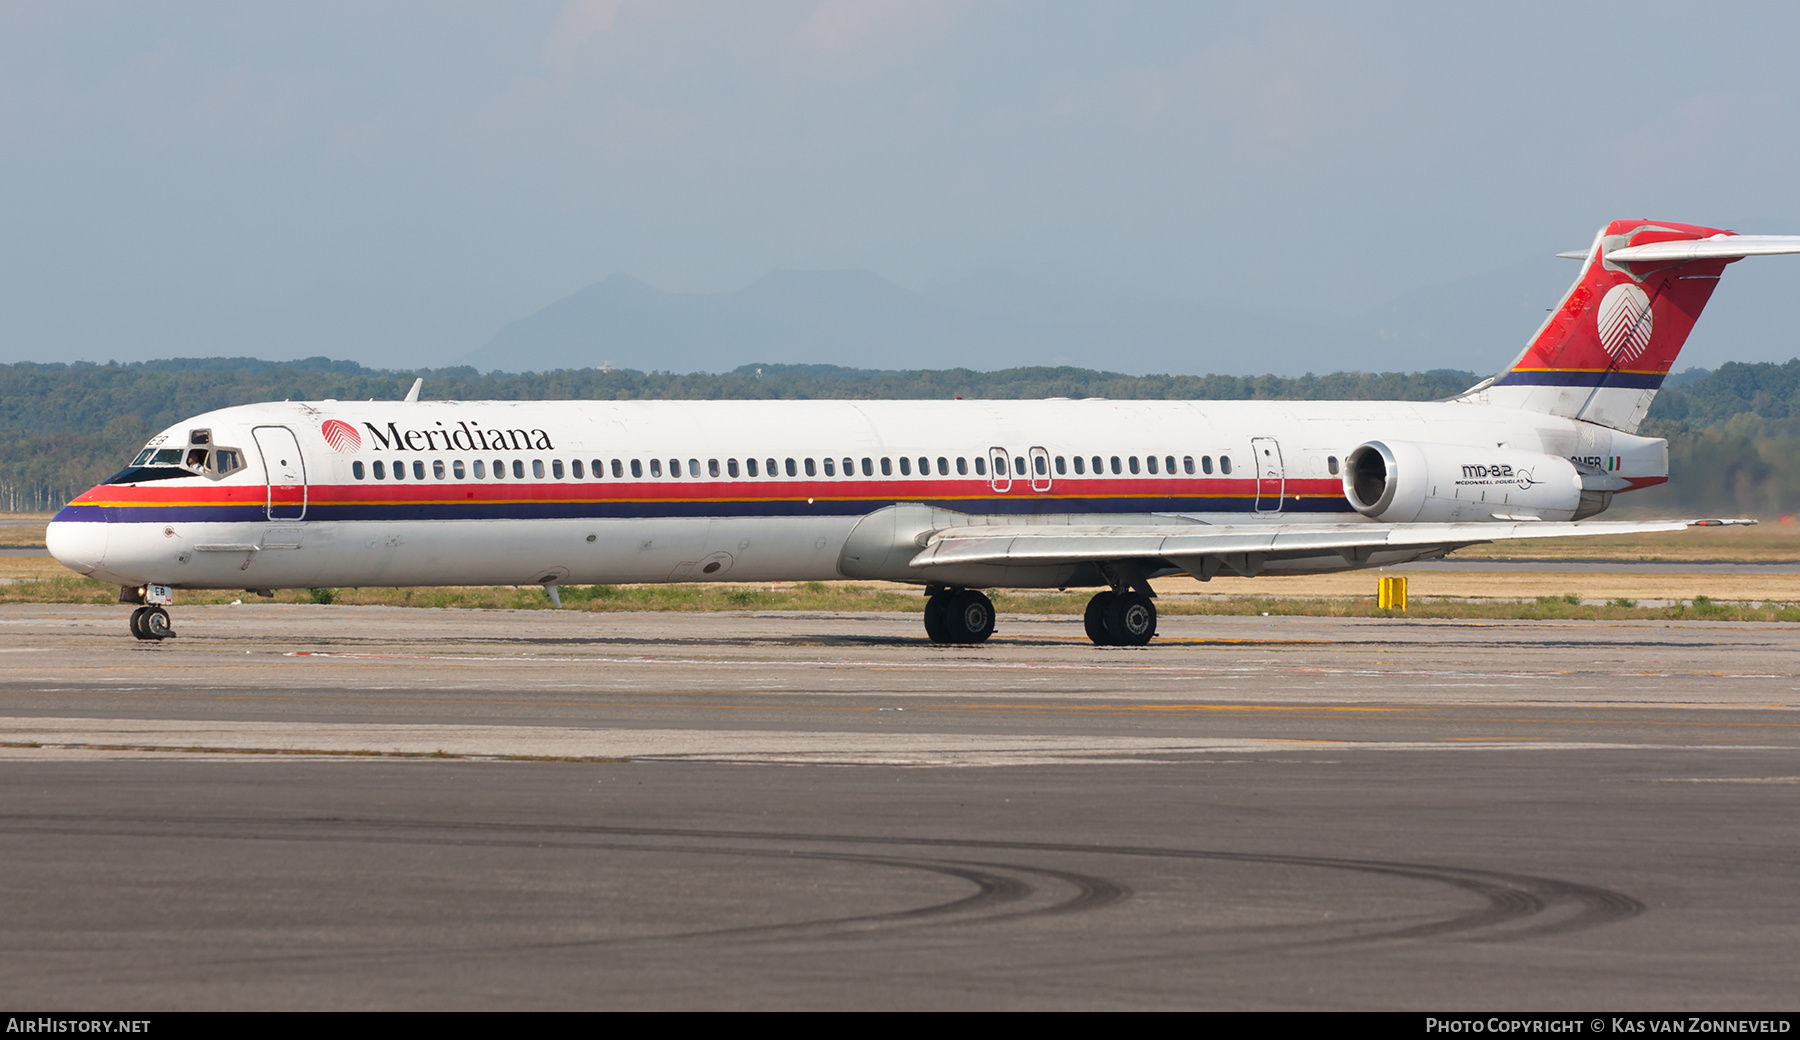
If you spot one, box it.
[461,259,1577,376]
[463,270,1053,374]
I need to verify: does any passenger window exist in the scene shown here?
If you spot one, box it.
[434,460,446,480]
[974,457,985,476]
[1221,456,1232,475]
[571,460,583,479]
[862,458,873,476]
[588,459,600,477]
[529,460,542,479]
[688,459,699,477]
[1073,456,1085,475]
[767,458,777,476]
[785,458,797,477]
[612,460,623,478]
[1166,455,1176,474]
[372,460,385,479]
[1110,456,1121,475]
[1129,456,1140,475]
[994,456,1006,476]
[842,457,853,476]
[937,457,949,475]
[899,457,911,476]
[474,460,486,479]
[747,458,759,477]
[353,461,366,480]
[919,457,930,474]
[881,458,892,476]
[708,459,719,478]
[1055,456,1066,475]
[728,459,740,477]
[650,459,662,477]
[667,458,679,478]
[454,460,466,479]
[823,458,835,476]
[1328,455,1340,475]
[1146,456,1157,475]
[957,457,968,475]
[1035,455,1047,475]
[805,458,816,476]
[1183,456,1195,475]
[631,459,643,478]
[1092,456,1103,474]
[1202,455,1213,474]
[1015,456,1025,475]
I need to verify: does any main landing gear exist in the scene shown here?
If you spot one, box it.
[923,587,996,645]
[128,605,175,641]
[1083,588,1157,646]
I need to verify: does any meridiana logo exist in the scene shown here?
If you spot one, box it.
[1596,283,1654,363]
[321,419,362,453]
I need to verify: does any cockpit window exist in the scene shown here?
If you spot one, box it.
[107,439,247,484]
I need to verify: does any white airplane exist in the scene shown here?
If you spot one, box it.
[45,219,1800,645]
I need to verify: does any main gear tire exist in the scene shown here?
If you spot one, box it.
[1104,592,1156,647]
[923,592,952,644]
[944,590,996,644]
[1083,591,1116,645]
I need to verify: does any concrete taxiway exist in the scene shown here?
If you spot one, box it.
[2,603,1798,1009]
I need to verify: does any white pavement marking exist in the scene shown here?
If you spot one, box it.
[0,717,1785,767]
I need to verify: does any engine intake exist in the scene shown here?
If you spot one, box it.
[1343,440,1584,523]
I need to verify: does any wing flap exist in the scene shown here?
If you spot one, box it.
[910,519,1741,569]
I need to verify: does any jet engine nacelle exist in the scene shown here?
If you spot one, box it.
[1343,440,1584,523]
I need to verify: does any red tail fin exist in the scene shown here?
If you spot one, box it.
[1483,220,1734,431]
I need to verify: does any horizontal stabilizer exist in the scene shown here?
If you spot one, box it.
[1605,234,1800,263]
[910,518,1752,570]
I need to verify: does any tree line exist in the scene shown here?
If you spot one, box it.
[1,357,1792,517]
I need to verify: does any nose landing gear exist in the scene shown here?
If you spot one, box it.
[128,605,175,641]
[122,584,177,641]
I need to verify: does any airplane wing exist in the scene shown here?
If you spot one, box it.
[910,518,1752,579]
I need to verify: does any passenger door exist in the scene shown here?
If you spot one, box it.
[1251,436,1284,514]
[252,426,308,521]
[988,447,1012,493]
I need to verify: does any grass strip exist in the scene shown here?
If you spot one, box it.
[5,575,1800,622]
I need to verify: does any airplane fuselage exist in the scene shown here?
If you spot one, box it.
[47,396,1668,593]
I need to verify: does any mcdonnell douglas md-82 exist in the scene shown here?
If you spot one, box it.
[45,220,1800,645]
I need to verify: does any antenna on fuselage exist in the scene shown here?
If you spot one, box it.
[403,378,422,402]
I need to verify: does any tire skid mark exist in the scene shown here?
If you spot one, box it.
[1,813,1637,947]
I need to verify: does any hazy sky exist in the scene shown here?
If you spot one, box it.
[4,1,1799,374]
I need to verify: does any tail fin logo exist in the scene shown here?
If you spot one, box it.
[1596,283,1654,362]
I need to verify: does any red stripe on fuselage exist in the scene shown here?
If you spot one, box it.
[74,475,1350,510]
